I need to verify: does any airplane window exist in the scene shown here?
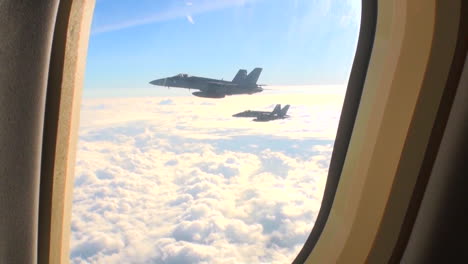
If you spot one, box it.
[71,0,361,263]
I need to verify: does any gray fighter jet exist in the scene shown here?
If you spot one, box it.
[233,104,290,122]
[149,68,264,98]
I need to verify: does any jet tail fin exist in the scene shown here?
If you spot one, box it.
[271,104,281,115]
[245,68,262,85]
[279,105,290,117]
[232,69,247,84]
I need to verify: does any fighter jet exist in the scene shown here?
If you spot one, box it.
[233,104,290,122]
[149,68,264,98]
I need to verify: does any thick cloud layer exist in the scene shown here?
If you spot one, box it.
[71,87,344,263]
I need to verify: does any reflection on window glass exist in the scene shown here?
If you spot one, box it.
[71,0,360,263]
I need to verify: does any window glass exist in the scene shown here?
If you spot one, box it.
[71,0,361,263]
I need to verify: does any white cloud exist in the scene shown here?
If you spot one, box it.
[186,15,195,24]
[71,87,342,263]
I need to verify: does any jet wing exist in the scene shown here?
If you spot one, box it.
[205,81,237,89]
[197,81,238,93]
[207,81,237,86]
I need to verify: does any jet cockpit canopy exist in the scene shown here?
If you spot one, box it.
[176,73,189,78]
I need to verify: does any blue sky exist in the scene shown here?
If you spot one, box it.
[84,0,360,96]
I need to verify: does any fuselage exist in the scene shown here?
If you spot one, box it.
[232,110,272,117]
[150,73,263,98]
[233,104,290,121]
[253,114,289,122]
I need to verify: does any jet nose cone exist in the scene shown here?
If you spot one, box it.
[149,78,167,86]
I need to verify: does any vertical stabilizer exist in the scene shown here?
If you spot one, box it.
[245,68,263,85]
[279,105,290,117]
[271,104,281,115]
[232,69,247,83]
